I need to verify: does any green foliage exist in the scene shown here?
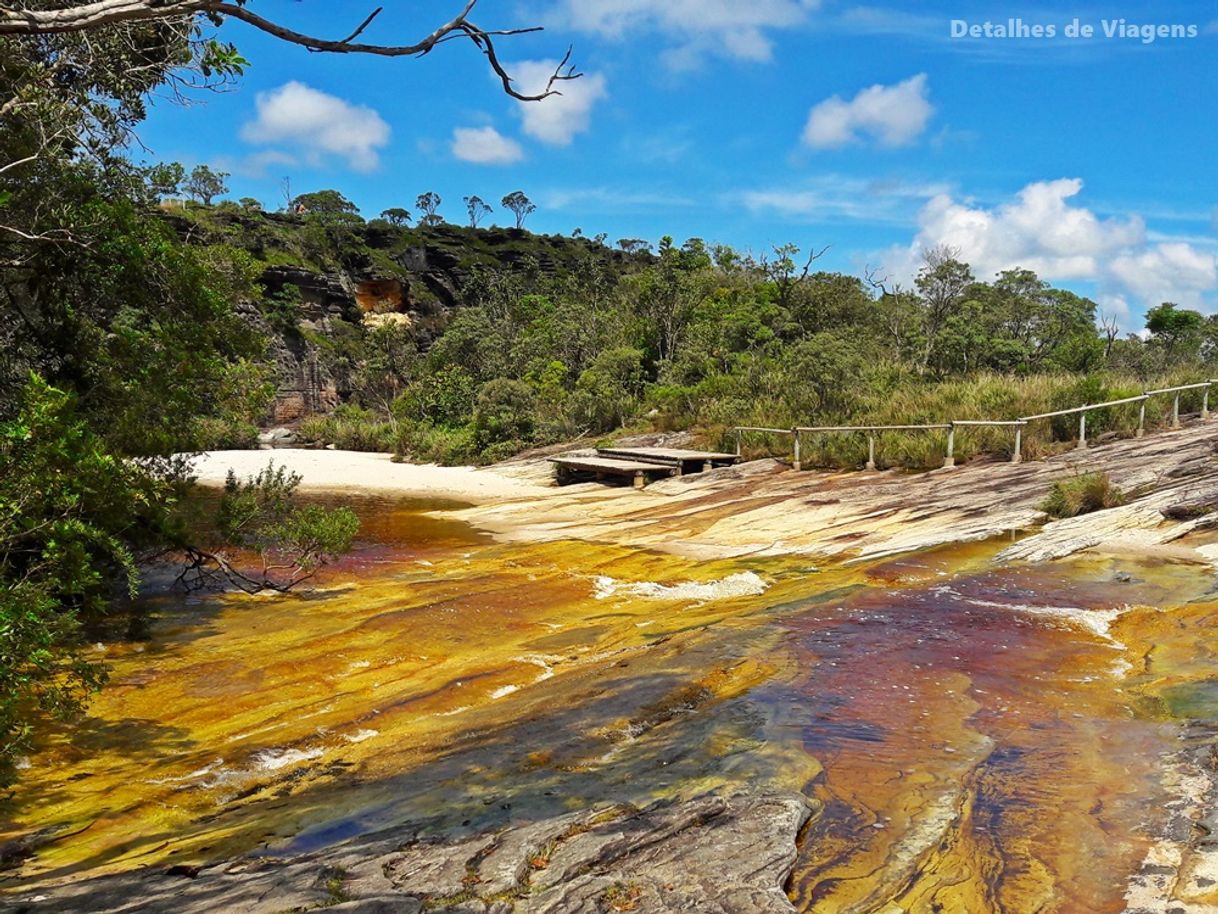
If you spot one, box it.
[217,464,359,585]
[146,161,186,198]
[380,207,412,226]
[463,195,492,228]
[473,378,537,452]
[299,406,396,452]
[185,164,229,205]
[0,376,180,785]
[501,190,535,229]
[416,192,443,227]
[263,283,305,337]
[1040,473,1126,519]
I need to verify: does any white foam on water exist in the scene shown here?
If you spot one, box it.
[146,758,225,786]
[251,747,325,771]
[593,571,767,603]
[436,706,469,717]
[968,597,1126,642]
[516,654,557,683]
[490,684,519,700]
[342,729,379,744]
[345,659,372,672]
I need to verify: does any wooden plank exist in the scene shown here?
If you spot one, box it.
[596,447,740,463]
[549,456,678,474]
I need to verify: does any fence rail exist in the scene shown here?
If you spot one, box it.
[733,380,1217,472]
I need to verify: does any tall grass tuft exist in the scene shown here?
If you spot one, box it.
[1040,472,1126,519]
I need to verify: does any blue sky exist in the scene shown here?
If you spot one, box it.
[138,1,1218,328]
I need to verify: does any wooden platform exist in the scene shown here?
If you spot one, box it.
[548,455,678,488]
[550,447,742,488]
[595,447,740,475]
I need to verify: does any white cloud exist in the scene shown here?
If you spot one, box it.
[512,60,608,145]
[450,126,524,165]
[1109,243,1218,306]
[883,178,1218,323]
[540,186,694,212]
[550,0,818,68]
[739,175,950,225]
[241,81,391,172]
[803,73,934,149]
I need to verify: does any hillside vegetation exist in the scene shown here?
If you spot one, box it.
[183,202,1218,469]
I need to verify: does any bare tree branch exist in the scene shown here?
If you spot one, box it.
[0,0,580,101]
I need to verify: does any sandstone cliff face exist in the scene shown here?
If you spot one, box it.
[242,223,645,427]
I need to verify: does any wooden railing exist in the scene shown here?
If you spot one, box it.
[733,381,1216,472]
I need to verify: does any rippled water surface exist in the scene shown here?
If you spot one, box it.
[3,493,1217,912]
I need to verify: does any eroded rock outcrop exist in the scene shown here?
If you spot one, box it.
[11,793,814,914]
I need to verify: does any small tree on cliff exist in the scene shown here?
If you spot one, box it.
[293,189,360,218]
[381,207,412,226]
[464,195,493,228]
[146,161,185,198]
[184,164,229,205]
[501,190,535,230]
[416,192,443,227]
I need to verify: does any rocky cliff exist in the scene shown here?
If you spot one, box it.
[166,208,650,426]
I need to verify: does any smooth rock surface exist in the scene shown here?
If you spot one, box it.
[8,792,814,914]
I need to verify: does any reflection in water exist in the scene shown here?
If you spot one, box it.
[2,495,1216,913]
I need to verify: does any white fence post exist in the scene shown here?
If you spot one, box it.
[1012,426,1023,464]
[866,434,877,471]
[1172,393,1181,429]
[943,424,956,469]
[1078,412,1087,450]
[792,428,801,472]
[1137,399,1146,438]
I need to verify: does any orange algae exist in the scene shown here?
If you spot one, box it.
[1,496,1216,914]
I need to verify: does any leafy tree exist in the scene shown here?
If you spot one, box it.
[1146,303,1204,360]
[416,191,443,227]
[914,246,974,375]
[572,347,645,430]
[0,376,174,784]
[380,207,412,226]
[294,189,361,219]
[464,195,493,228]
[146,161,186,198]
[473,378,537,452]
[618,238,652,254]
[501,190,535,229]
[238,196,263,211]
[184,164,229,205]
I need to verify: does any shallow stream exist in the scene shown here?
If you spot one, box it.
[4,493,1217,912]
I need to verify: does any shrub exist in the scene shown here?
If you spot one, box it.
[473,378,536,451]
[1040,472,1126,519]
[394,421,477,465]
[298,405,395,452]
[191,417,259,450]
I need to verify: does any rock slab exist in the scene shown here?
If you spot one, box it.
[9,792,814,914]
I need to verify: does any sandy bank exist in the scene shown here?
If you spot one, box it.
[191,449,551,505]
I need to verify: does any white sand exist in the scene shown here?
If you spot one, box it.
[190,450,550,504]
